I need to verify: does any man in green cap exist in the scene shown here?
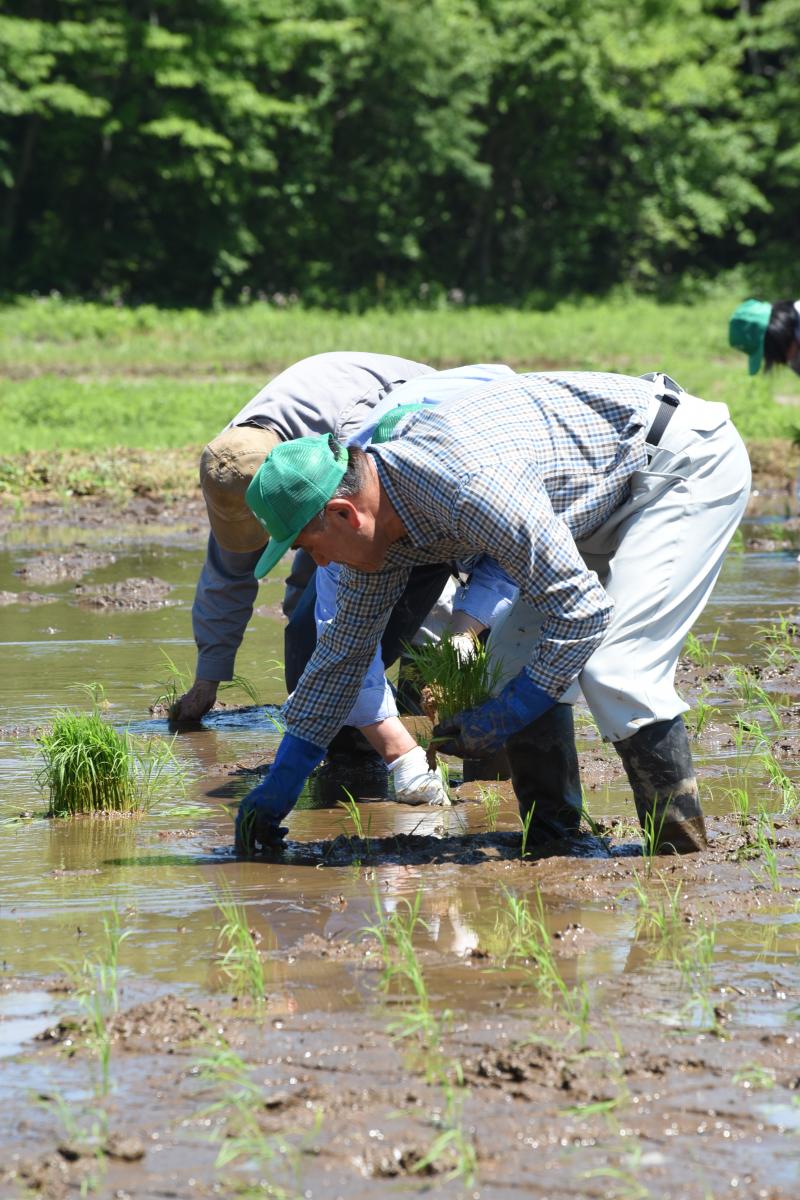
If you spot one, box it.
[235,369,750,859]
[729,298,800,374]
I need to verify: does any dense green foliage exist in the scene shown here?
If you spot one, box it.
[1,0,798,305]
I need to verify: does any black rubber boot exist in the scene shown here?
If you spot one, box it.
[307,725,388,807]
[613,716,707,854]
[505,704,583,843]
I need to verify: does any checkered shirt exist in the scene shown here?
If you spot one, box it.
[284,371,655,747]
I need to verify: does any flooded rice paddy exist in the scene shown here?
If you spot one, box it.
[1,500,799,1199]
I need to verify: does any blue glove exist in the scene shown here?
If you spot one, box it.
[432,670,555,757]
[234,732,325,855]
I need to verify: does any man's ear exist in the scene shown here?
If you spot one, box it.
[325,497,360,529]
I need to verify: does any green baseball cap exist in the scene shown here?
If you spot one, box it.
[729,298,773,375]
[246,435,348,579]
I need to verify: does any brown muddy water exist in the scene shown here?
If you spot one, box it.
[1,503,800,1199]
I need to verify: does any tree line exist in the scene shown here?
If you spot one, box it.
[1,0,797,307]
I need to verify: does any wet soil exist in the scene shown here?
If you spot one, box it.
[3,486,800,1199]
[3,803,799,1200]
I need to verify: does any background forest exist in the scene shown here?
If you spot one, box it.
[2,0,798,308]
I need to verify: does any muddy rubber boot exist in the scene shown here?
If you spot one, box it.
[505,704,583,843]
[613,716,707,854]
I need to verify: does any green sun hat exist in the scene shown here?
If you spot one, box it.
[728,298,773,375]
[246,435,348,579]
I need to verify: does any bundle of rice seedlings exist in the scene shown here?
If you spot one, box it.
[37,709,175,816]
[402,634,501,724]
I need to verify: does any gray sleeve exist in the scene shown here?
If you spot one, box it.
[192,534,261,681]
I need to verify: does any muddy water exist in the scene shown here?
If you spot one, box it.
[2,516,800,1198]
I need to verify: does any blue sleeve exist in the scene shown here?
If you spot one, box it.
[314,565,397,727]
[453,555,518,628]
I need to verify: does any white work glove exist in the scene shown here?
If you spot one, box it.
[450,632,479,664]
[389,746,452,807]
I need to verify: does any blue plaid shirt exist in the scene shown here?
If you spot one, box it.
[285,371,654,746]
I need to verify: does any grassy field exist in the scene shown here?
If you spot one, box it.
[1,294,798,496]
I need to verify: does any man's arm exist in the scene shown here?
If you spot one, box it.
[284,561,412,744]
[172,534,261,721]
[453,461,612,696]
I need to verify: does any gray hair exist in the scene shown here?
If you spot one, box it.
[304,441,370,533]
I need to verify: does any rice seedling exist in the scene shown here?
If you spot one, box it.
[38,1090,109,1196]
[751,808,781,891]
[757,746,799,814]
[726,783,752,829]
[478,785,501,831]
[365,889,440,1049]
[519,804,535,858]
[402,633,501,724]
[490,887,591,1045]
[37,705,182,816]
[729,666,784,732]
[641,804,670,872]
[364,891,477,1186]
[627,873,684,945]
[57,908,130,1096]
[195,1036,313,1199]
[733,1063,775,1089]
[676,917,719,1033]
[683,628,721,669]
[687,687,719,738]
[752,616,800,666]
[214,885,267,1007]
[152,648,264,716]
[337,789,372,860]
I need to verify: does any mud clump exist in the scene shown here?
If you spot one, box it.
[0,589,57,605]
[15,549,116,584]
[73,576,172,610]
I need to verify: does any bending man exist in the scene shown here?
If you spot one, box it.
[236,370,750,856]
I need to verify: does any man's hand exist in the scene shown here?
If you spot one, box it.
[450,632,479,665]
[235,774,289,855]
[432,669,556,757]
[233,731,326,855]
[170,679,219,725]
[390,745,451,806]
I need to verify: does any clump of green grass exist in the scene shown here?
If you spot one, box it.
[37,708,180,815]
[402,633,501,722]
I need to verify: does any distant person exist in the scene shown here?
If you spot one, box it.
[729,298,800,375]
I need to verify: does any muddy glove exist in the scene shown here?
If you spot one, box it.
[389,746,451,807]
[433,669,555,757]
[234,732,325,854]
[170,678,218,725]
